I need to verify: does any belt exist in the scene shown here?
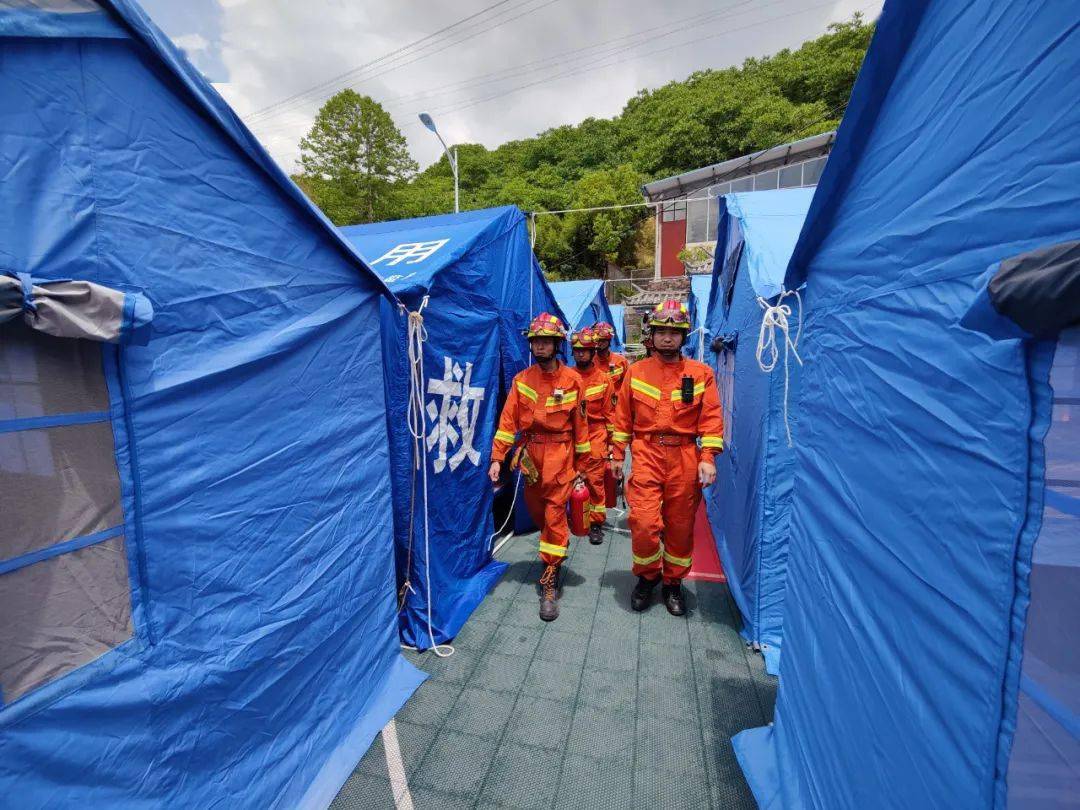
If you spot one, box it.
[526,431,572,444]
[642,432,695,446]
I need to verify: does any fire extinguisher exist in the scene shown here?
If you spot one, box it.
[604,466,618,508]
[568,480,590,537]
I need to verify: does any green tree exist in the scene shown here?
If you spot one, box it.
[297,90,417,224]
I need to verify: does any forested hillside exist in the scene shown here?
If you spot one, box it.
[295,15,874,278]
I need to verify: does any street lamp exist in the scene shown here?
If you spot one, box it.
[418,112,459,213]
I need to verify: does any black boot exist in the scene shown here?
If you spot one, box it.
[630,575,659,612]
[662,582,686,616]
[588,523,604,545]
[538,563,560,622]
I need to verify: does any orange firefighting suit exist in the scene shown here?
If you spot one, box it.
[599,349,630,393]
[611,356,724,582]
[492,362,590,564]
[573,359,615,526]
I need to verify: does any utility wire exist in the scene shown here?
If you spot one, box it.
[248,0,521,120]
[421,0,840,122]
[375,0,756,110]
[249,0,561,125]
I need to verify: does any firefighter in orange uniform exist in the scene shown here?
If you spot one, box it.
[610,300,724,616]
[489,313,591,622]
[570,327,616,546]
[593,321,629,391]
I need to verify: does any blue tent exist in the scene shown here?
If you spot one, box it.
[549,279,623,351]
[342,206,563,649]
[609,304,627,346]
[0,1,423,806]
[685,273,714,360]
[702,188,814,676]
[733,3,1080,808]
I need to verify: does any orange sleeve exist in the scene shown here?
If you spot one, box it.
[491,381,520,463]
[572,377,591,472]
[610,367,634,461]
[697,366,725,463]
[604,376,616,435]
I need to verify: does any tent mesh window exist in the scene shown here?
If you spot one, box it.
[0,322,133,705]
[1006,327,1080,802]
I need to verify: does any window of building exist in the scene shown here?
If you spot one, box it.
[730,176,754,193]
[686,198,711,244]
[802,157,827,186]
[0,321,133,706]
[779,164,803,189]
[754,169,779,191]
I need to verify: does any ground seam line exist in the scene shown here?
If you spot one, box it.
[382,719,415,810]
[547,530,611,809]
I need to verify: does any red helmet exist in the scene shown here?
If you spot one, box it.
[571,327,598,349]
[647,299,690,330]
[524,312,567,339]
[592,322,616,341]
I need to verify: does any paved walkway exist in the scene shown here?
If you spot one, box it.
[332,522,776,809]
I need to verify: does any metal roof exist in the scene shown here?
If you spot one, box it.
[641,130,836,203]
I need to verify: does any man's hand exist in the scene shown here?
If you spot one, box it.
[609,458,624,480]
[697,460,716,486]
[488,461,501,484]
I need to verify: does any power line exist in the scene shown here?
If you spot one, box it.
[249,0,562,126]
[422,0,841,122]
[249,0,757,138]
[248,0,521,120]
[375,0,757,111]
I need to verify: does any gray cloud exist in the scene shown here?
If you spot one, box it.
[141,0,881,172]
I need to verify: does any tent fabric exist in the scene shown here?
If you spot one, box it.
[738,2,1080,808]
[342,206,563,649]
[549,279,623,352]
[1,273,153,345]
[0,2,423,806]
[609,304,626,346]
[684,274,714,360]
[700,189,814,676]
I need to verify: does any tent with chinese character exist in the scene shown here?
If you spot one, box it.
[342,206,564,649]
[685,273,714,360]
[733,2,1080,808]
[0,1,423,807]
[700,187,814,676]
[549,279,623,352]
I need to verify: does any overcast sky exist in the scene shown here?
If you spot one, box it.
[140,0,883,173]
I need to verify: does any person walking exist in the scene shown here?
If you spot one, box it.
[490,313,591,622]
[570,327,616,546]
[593,321,629,391]
[610,300,724,616]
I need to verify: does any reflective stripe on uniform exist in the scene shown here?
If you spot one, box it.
[575,441,591,453]
[516,381,538,401]
[589,503,606,514]
[495,429,515,444]
[610,365,624,376]
[670,382,706,401]
[612,431,631,443]
[630,378,661,400]
[663,550,693,567]
[585,384,608,398]
[546,389,579,407]
[539,541,568,558]
[633,549,662,566]
[701,436,724,449]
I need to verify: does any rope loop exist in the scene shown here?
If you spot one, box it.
[755,288,804,447]
[403,296,454,657]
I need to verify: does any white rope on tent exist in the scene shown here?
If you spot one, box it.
[404,296,454,658]
[755,288,803,448]
[687,326,708,362]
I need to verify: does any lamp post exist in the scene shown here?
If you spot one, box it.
[418,112,459,213]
